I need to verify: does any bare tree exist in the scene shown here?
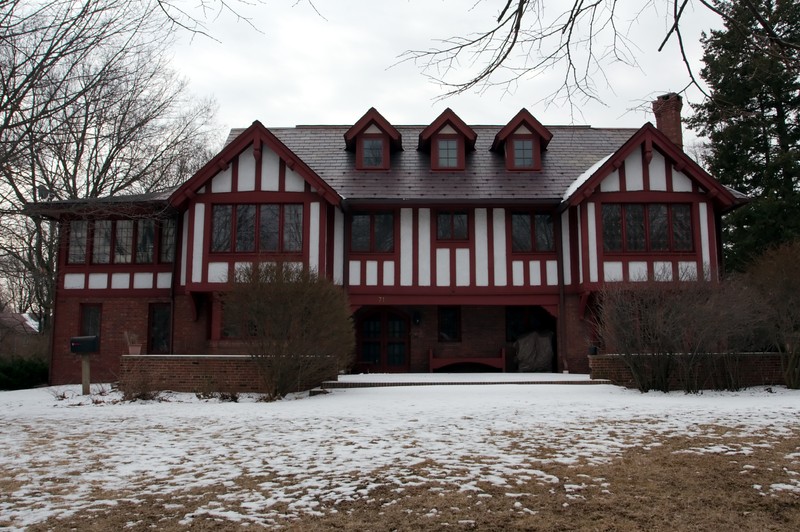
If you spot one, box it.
[1,0,219,325]
[224,262,355,401]
[402,1,800,107]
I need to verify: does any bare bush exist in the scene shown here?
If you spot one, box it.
[594,278,764,393]
[224,263,355,401]
[747,240,800,389]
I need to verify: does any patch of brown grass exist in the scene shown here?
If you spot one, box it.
[15,429,800,531]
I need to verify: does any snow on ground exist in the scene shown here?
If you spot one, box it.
[0,378,798,529]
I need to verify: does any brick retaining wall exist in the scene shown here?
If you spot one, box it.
[589,353,786,390]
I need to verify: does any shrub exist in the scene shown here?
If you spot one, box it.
[224,263,355,401]
[593,278,763,393]
[0,357,48,390]
[746,240,800,388]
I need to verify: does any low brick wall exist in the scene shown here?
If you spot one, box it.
[120,355,266,393]
[589,353,786,390]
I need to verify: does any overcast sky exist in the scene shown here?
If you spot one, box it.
[171,1,723,143]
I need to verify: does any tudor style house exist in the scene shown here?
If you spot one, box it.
[33,93,745,387]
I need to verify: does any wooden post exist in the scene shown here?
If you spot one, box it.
[81,354,91,395]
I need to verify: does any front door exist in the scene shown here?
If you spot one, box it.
[356,309,409,372]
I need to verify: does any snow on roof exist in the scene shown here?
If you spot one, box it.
[562,153,613,202]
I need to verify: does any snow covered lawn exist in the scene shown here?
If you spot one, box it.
[1,381,798,530]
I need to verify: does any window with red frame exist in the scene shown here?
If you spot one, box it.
[602,203,693,253]
[358,137,387,169]
[211,204,303,254]
[511,213,554,252]
[350,212,394,252]
[66,219,174,265]
[437,211,468,240]
[511,138,535,169]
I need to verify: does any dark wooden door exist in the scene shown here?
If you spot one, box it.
[356,310,409,372]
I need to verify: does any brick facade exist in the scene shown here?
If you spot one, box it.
[589,353,786,390]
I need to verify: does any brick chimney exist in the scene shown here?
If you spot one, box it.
[652,93,683,149]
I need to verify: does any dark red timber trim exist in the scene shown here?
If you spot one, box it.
[187,204,197,285]
[279,159,286,192]
[641,144,651,191]
[231,157,239,192]
[412,208,419,287]
[665,157,674,192]
[253,139,263,191]
[619,160,627,192]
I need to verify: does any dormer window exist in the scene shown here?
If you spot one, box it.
[419,109,477,172]
[511,137,534,169]
[357,135,388,170]
[492,109,553,172]
[433,136,464,170]
[345,108,403,171]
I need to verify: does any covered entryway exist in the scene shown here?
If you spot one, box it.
[355,308,409,372]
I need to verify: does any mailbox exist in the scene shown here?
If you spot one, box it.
[70,335,99,353]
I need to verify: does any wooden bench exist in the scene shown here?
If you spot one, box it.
[428,347,506,372]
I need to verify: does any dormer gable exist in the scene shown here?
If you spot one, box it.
[418,108,477,171]
[344,108,402,171]
[491,109,553,171]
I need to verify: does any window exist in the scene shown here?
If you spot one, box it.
[80,304,101,338]
[603,203,693,253]
[148,303,170,354]
[438,306,461,342]
[359,137,386,169]
[160,219,176,263]
[212,203,303,254]
[68,221,88,264]
[438,139,458,168]
[437,211,468,241]
[512,138,534,169]
[351,212,394,252]
[511,213,554,252]
[114,220,133,263]
[136,220,155,263]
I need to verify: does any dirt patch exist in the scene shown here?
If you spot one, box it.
[17,429,800,531]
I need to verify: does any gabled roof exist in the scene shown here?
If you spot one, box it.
[491,108,554,152]
[344,107,402,151]
[170,121,342,209]
[561,122,743,212]
[223,124,636,202]
[418,108,478,151]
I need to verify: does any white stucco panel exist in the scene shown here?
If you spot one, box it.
[625,148,644,191]
[493,208,507,286]
[285,167,305,192]
[600,169,620,192]
[455,248,470,287]
[603,261,623,282]
[474,208,489,287]
[436,248,450,287]
[157,272,172,289]
[133,272,153,289]
[111,273,129,289]
[654,261,673,281]
[512,261,524,287]
[210,167,232,193]
[88,273,107,290]
[261,148,280,191]
[546,260,558,286]
[649,150,667,191]
[348,260,361,286]
[673,168,693,192]
[418,209,431,286]
[365,261,378,286]
[383,261,395,287]
[628,261,648,282]
[237,146,256,191]
[64,274,85,290]
[208,262,228,283]
[400,208,413,286]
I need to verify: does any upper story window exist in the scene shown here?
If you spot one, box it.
[511,138,535,169]
[67,219,175,265]
[437,211,468,241]
[211,203,303,254]
[432,136,464,170]
[602,203,693,253]
[68,221,88,264]
[358,136,388,170]
[511,213,554,252]
[351,212,394,253]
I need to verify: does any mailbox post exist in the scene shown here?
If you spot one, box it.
[70,336,99,395]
